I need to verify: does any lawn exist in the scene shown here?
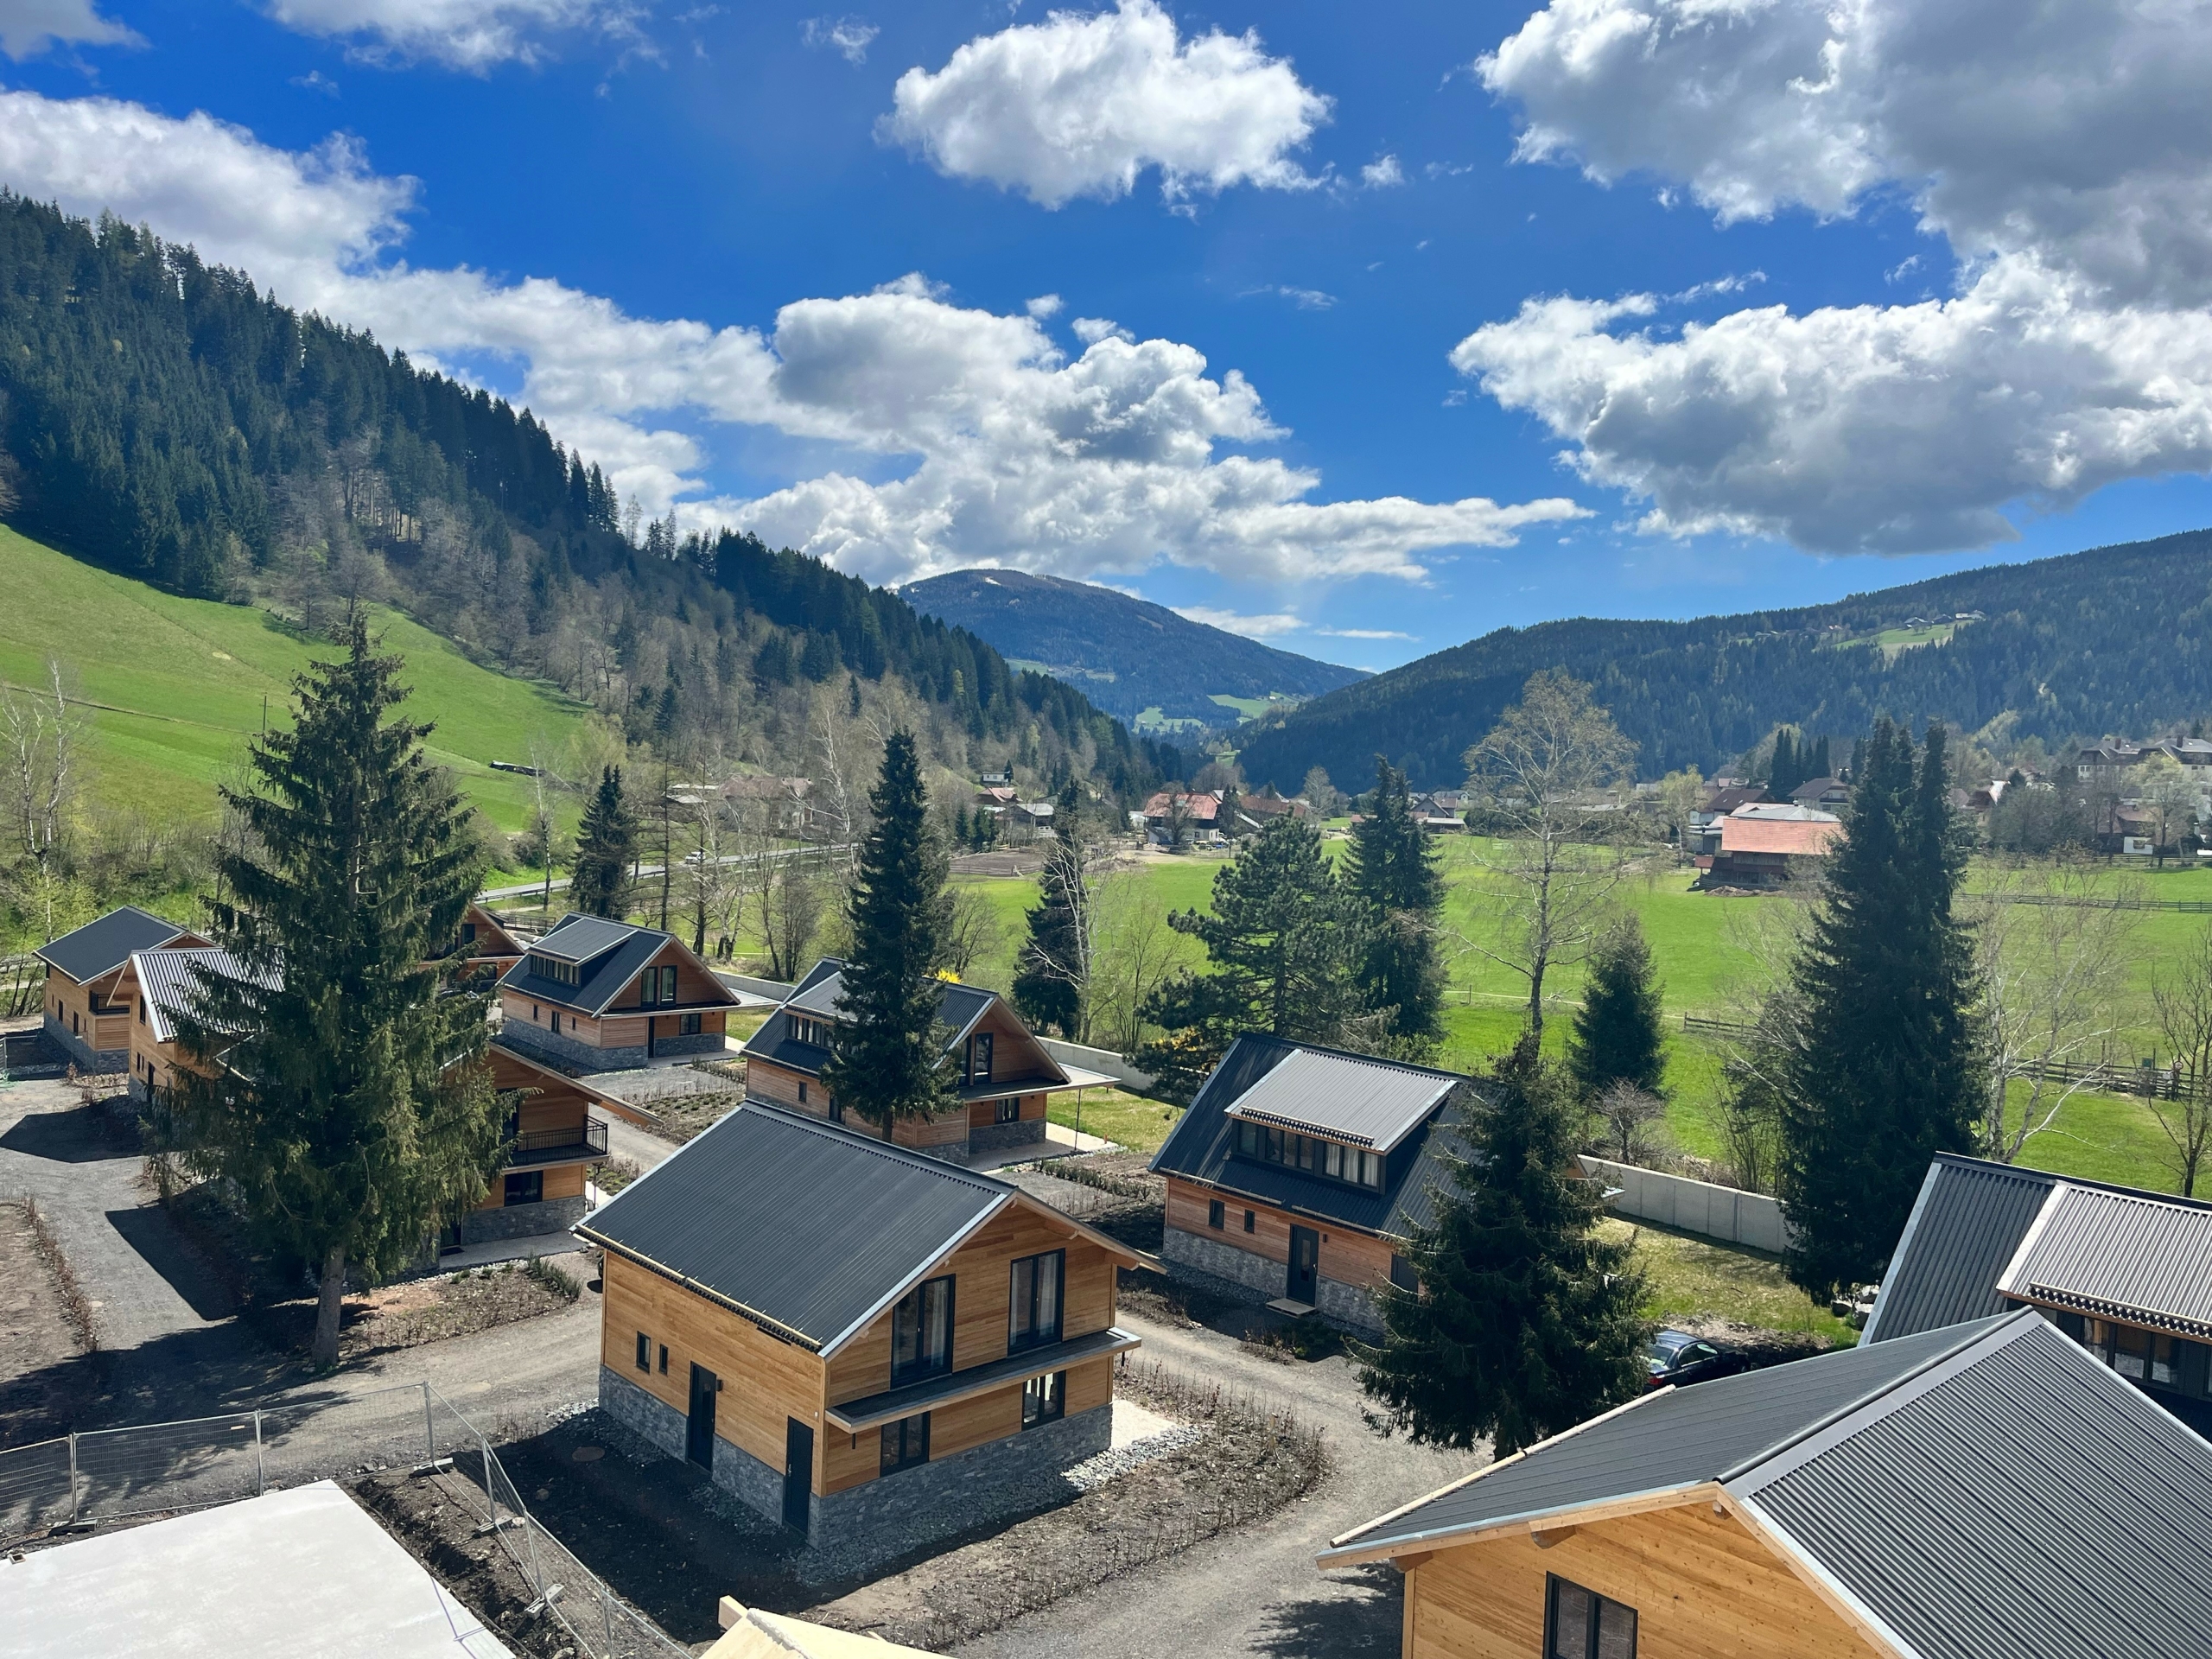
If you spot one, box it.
[1049,1085,1183,1154]
[0,526,593,833]
[1609,1218,1858,1345]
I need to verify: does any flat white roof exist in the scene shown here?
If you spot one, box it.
[5,1480,512,1659]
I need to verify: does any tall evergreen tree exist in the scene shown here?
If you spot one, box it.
[1770,728,1800,795]
[1344,757,1446,1053]
[823,732,960,1129]
[1778,718,1982,1298]
[1359,1035,1648,1454]
[1012,785,1087,1038]
[168,619,504,1370]
[1568,913,1667,1103]
[569,766,639,919]
[1135,816,1371,1101]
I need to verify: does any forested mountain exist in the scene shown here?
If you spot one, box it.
[0,194,1186,801]
[1236,528,2212,790]
[901,568,1365,727]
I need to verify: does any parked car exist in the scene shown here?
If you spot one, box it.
[1645,1328,1747,1389]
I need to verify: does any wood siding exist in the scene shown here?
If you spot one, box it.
[1406,1506,1884,1659]
[1163,1175,1396,1292]
[475,1160,587,1210]
[966,1091,1047,1128]
[48,964,157,1057]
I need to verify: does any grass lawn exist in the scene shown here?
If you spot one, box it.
[0,526,592,832]
[1607,1219,1858,1345]
[1050,1085,1183,1154]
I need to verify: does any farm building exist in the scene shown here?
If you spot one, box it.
[580,1100,1140,1552]
[496,912,740,1070]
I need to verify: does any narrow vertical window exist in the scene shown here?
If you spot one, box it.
[1008,1250,1064,1352]
[1208,1198,1225,1230]
[635,1332,651,1371]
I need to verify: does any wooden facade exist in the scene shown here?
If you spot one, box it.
[500,935,734,1059]
[1163,1173,1397,1296]
[48,930,207,1067]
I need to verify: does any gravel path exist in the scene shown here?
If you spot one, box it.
[593,1106,676,1174]
[957,1310,1485,1659]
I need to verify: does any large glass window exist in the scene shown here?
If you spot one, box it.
[1233,1121,1384,1191]
[1546,1574,1637,1659]
[968,1031,994,1083]
[880,1413,930,1474]
[1009,1250,1064,1352]
[891,1276,955,1385]
[1022,1370,1065,1428]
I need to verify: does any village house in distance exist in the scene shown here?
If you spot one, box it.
[496,912,741,1070]
[743,959,1092,1165]
[1150,1037,1472,1332]
[579,1100,1140,1552]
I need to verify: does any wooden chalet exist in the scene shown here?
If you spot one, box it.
[35,906,207,1072]
[453,901,528,982]
[122,944,614,1249]
[496,912,741,1071]
[743,959,1084,1164]
[1320,1308,2212,1659]
[579,1101,1141,1552]
[1149,1036,1471,1332]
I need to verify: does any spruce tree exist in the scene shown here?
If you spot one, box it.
[1012,785,1085,1038]
[169,619,504,1370]
[1778,718,1981,1298]
[1359,1035,1648,1453]
[823,732,961,1129]
[1568,913,1667,1103]
[569,766,639,919]
[1344,757,1446,1053]
[1135,816,1371,1101]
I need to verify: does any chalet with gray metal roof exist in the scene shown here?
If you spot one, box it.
[1149,1034,1474,1332]
[579,1100,1140,1555]
[1866,1152,2212,1431]
[1321,1307,2212,1659]
[742,957,1107,1166]
[496,912,739,1071]
[34,905,207,1071]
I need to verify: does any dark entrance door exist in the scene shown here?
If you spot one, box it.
[686,1363,718,1467]
[1287,1225,1320,1305]
[783,1418,814,1535]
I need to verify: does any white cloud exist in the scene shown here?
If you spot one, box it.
[1071,315,1129,344]
[1360,154,1403,188]
[1317,626,1413,639]
[1459,0,2212,553]
[882,0,1332,207]
[1172,607,1305,639]
[0,0,137,57]
[261,0,639,70]
[0,86,1582,588]
[1025,292,1065,319]
[1247,283,1335,310]
[801,15,876,64]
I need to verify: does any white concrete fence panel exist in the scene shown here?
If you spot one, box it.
[1579,1154,1793,1253]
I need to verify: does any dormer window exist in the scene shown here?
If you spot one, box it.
[791,1015,833,1048]
[529,953,579,987]
[1233,1121,1383,1190]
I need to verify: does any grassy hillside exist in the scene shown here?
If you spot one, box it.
[0,528,592,831]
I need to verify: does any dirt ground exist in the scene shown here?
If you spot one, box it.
[0,1200,94,1446]
[334,1258,583,1359]
[639,1090,744,1146]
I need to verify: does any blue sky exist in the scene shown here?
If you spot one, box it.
[3,0,2209,671]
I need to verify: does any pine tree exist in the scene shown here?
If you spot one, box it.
[1778,718,1982,1298]
[1359,1035,1649,1454]
[1012,785,1086,1038]
[1344,757,1446,1053]
[168,619,504,1370]
[1568,913,1667,1102]
[569,766,639,919]
[823,731,960,1129]
[1135,816,1371,1102]
[1810,734,1831,779]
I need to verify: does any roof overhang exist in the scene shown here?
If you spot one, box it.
[824,1326,1142,1431]
[579,1226,824,1351]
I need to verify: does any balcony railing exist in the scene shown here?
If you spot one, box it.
[506,1120,607,1166]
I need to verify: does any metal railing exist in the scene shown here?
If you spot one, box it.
[509,1120,609,1163]
[0,1380,684,1659]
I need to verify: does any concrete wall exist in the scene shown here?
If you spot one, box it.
[1037,1037,1154,1091]
[1580,1155,1792,1253]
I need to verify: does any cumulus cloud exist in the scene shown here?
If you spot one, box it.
[1360,154,1403,188]
[801,15,876,64]
[1459,0,2212,552]
[883,0,1332,207]
[261,0,639,70]
[1025,292,1065,319]
[0,86,1580,588]
[0,0,137,57]
[1173,607,1305,639]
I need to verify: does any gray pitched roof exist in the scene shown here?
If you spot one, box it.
[1149,1033,1471,1237]
[133,947,275,1043]
[1222,1045,1459,1151]
[1860,1155,2062,1342]
[1999,1182,2212,1338]
[1328,1311,2212,1659]
[579,1101,1019,1351]
[745,958,1023,1082]
[495,912,737,1016]
[35,906,190,984]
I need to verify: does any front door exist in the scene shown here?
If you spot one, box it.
[1287,1225,1320,1305]
[686,1363,718,1467]
[783,1418,814,1535]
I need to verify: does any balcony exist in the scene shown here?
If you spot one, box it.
[506,1120,608,1166]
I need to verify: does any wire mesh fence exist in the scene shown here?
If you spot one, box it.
[0,1381,687,1659]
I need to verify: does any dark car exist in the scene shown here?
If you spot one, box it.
[1645,1328,1745,1389]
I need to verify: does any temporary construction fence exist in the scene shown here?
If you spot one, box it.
[0,1379,685,1659]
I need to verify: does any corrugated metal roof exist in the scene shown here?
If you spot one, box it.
[755,961,1001,1077]
[528,913,636,963]
[1151,1033,1471,1237]
[1327,1319,1992,1556]
[578,1101,1014,1350]
[496,913,737,1016]
[133,947,275,1043]
[2000,1184,2212,1338]
[1222,1046,1459,1150]
[1746,1317,2212,1659]
[35,906,190,984]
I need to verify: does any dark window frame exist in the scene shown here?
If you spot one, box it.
[504,1169,543,1206]
[1208,1198,1226,1230]
[1545,1573,1637,1659]
[1231,1119,1384,1191]
[880,1412,931,1475]
[994,1096,1021,1124]
[678,1011,702,1036]
[1008,1249,1065,1353]
[1243,1209,1256,1234]
[1021,1370,1066,1428]
[635,1332,651,1371]
[968,1030,994,1083]
[658,1343,669,1375]
[891,1275,957,1386]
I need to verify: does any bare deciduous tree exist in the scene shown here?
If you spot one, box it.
[944,884,1002,979]
[1464,670,1638,1033]
[1088,873,1197,1059]
[1592,1080,1672,1167]
[0,658,84,938]
[2151,918,2212,1197]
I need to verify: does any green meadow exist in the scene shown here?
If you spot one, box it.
[0,527,592,833]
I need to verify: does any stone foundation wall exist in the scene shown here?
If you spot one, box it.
[599,1364,689,1462]
[646,1030,727,1060]
[1163,1224,1382,1333]
[461,1193,589,1245]
[498,1023,648,1072]
[44,1014,126,1074]
[968,1117,1046,1154]
[1314,1272,1384,1335]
